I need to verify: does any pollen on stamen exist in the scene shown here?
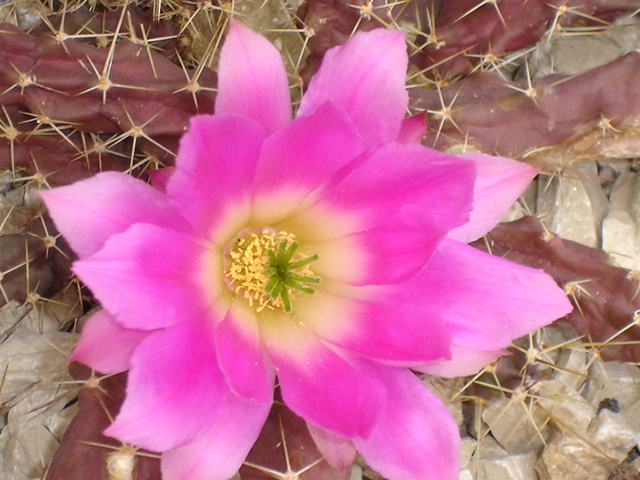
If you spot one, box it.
[224,229,321,313]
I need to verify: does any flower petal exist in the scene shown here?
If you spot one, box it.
[215,20,291,134]
[330,205,448,285]
[262,322,386,439]
[70,310,149,374]
[298,28,408,148]
[415,344,505,378]
[251,101,365,225]
[148,166,175,193]
[74,224,217,330]
[105,321,228,452]
[397,112,427,144]
[161,393,271,480]
[216,299,275,404]
[448,153,538,243]
[306,423,356,470]
[417,238,573,350]
[354,364,460,480]
[167,114,265,240]
[305,142,475,237]
[39,172,186,258]
[298,283,451,366]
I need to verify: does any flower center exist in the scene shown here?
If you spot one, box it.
[224,229,321,313]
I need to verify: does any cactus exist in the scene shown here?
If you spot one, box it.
[0,4,216,186]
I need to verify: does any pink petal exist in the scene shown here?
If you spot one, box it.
[307,142,475,237]
[39,172,187,258]
[215,300,275,404]
[298,28,408,148]
[148,167,175,192]
[298,284,451,365]
[448,153,538,243]
[251,101,365,224]
[397,112,427,144]
[263,323,386,439]
[70,310,149,374]
[417,238,573,350]
[167,114,264,239]
[73,224,215,331]
[161,393,271,480]
[215,20,291,134]
[354,364,460,480]
[339,205,448,285]
[105,321,229,452]
[415,344,505,378]
[307,423,356,470]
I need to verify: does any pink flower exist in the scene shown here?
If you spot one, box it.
[40,21,572,480]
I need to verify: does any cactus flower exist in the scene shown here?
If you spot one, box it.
[40,21,572,480]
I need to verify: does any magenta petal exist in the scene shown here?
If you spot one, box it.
[298,28,408,148]
[161,393,270,480]
[307,423,356,470]
[305,288,451,365]
[264,325,386,439]
[215,300,275,404]
[397,112,427,144]
[105,321,228,452]
[70,310,149,374]
[39,172,187,258]
[354,365,460,480]
[448,153,538,243]
[251,101,365,222]
[73,224,213,330]
[415,344,505,378]
[418,238,573,350]
[342,205,448,285]
[148,167,175,193]
[167,114,264,237]
[215,20,291,134]
[313,142,475,235]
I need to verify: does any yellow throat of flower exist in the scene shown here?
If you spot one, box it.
[224,229,321,313]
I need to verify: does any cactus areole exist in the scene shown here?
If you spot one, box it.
[40,21,572,480]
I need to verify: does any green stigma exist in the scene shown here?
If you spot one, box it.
[263,239,321,313]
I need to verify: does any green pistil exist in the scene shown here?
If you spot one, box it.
[264,239,321,313]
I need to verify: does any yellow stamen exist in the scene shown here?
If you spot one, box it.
[224,229,319,313]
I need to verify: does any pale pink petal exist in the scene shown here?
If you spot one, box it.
[415,344,506,378]
[263,323,386,439]
[70,310,149,374]
[39,172,187,258]
[251,101,365,224]
[307,423,356,470]
[105,321,229,452]
[161,393,271,480]
[167,114,264,238]
[148,167,175,192]
[215,300,275,404]
[397,112,427,144]
[308,143,475,236]
[448,153,538,243]
[298,28,408,148]
[299,284,451,365]
[417,238,573,350]
[74,224,216,331]
[354,364,460,480]
[215,20,291,134]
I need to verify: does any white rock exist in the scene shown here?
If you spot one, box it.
[482,396,548,452]
[479,451,538,480]
[589,410,637,460]
[536,164,602,248]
